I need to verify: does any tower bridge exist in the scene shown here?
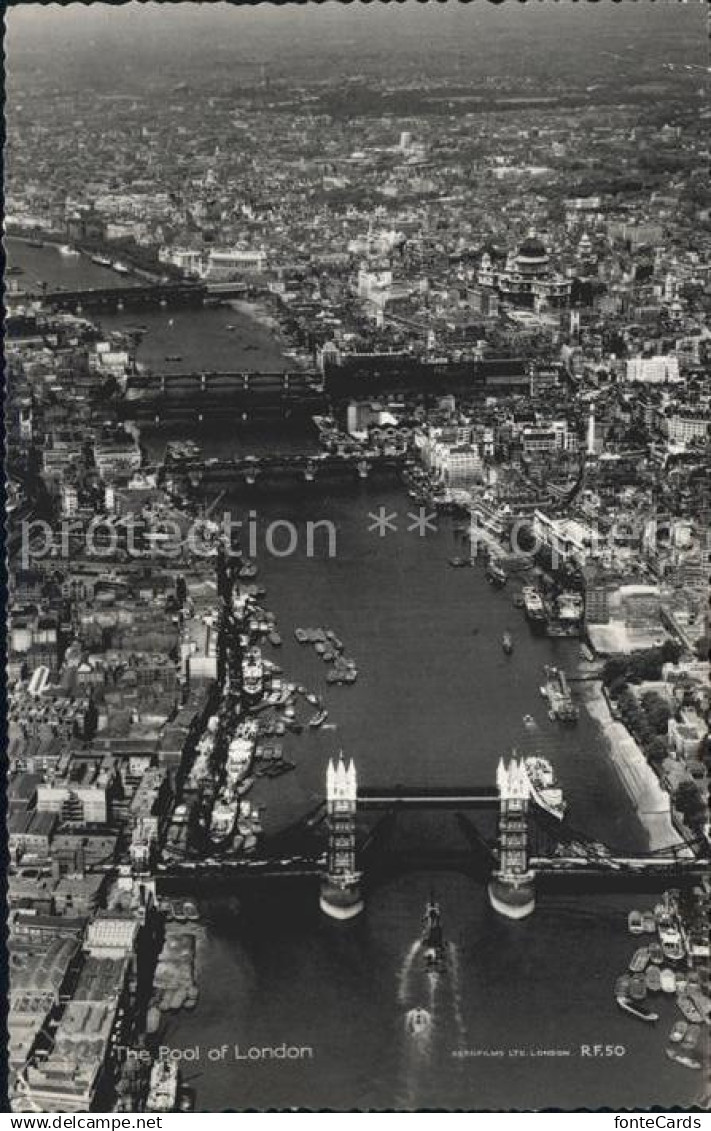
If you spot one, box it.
[357,785,500,809]
[317,755,708,921]
[157,755,709,918]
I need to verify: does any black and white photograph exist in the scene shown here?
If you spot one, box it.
[3,0,710,1115]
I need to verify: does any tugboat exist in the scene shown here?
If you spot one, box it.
[486,560,508,587]
[501,631,514,655]
[522,586,546,625]
[422,899,447,977]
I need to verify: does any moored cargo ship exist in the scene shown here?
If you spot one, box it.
[523,756,567,820]
[242,645,265,703]
[225,718,258,787]
[540,665,578,723]
[210,789,239,843]
[522,586,547,633]
[522,586,545,618]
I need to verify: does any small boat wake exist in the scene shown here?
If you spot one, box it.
[397,940,422,1004]
[448,942,467,1044]
[397,900,468,1105]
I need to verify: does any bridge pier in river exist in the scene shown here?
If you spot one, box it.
[320,755,364,920]
[488,756,536,920]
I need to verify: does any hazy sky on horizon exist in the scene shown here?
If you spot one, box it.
[7,1,701,50]
[5,0,705,92]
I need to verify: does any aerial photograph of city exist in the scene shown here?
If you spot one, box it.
[3,0,709,1114]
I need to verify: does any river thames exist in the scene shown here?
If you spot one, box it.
[158,484,697,1111]
[11,240,700,1109]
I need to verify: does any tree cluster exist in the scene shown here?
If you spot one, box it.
[602,639,683,687]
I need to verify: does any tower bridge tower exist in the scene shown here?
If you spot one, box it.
[488,755,536,919]
[320,754,364,921]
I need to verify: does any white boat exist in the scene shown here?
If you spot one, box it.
[242,646,264,702]
[58,243,80,257]
[225,719,258,786]
[522,586,546,622]
[656,892,686,962]
[616,996,659,1024]
[112,259,130,274]
[210,790,239,841]
[660,968,677,994]
[523,756,566,820]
